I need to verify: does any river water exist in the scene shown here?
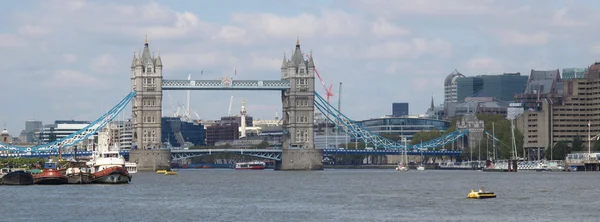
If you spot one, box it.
[0,169,598,222]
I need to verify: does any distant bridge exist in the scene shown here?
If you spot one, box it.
[0,148,461,161]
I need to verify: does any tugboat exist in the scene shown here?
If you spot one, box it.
[33,159,68,185]
[88,124,131,184]
[1,169,34,185]
[65,148,93,184]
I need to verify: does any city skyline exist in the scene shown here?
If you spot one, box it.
[1,0,600,133]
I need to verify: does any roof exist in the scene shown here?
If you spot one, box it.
[524,69,561,94]
[444,69,465,86]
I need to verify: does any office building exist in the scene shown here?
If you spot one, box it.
[392,103,409,117]
[161,117,206,148]
[444,69,465,104]
[456,73,528,102]
[562,68,587,80]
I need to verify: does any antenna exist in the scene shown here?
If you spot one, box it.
[228,96,234,116]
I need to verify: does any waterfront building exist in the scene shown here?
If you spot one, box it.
[517,62,600,159]
[357,117,450,143]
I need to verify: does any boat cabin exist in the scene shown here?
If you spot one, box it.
[44,161,58,169]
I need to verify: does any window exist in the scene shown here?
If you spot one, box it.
[297,79,307,85]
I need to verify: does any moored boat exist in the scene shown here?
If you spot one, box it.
[235,161,266,170]
[92,166,131,184]
[65,161,93,184]
[1,170,34,185]
[88,124,131,184]
[467,189,497,199]
[33,160,68,185]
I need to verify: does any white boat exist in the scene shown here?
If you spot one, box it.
[125,162,137,174]
[87,124,131,184]
[235,161,266,170]
[396,138,409,172]
[417,165,425,171]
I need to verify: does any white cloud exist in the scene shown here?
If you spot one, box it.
[90,54,118,75]
[464,57,505,74]
[17,25,50,36]
[44,70,105,89]
[498,30,550,46]
[364,38,452,59]
[371,18,411,38]
[0,34,27,48]
[355,0,493,17]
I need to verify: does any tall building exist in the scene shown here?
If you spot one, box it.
[111,120,133,150]
[19,120,43,143]
[392,103,409,117]
[444,69,465,104]
[456,73,528,102]
[161,117,206,147]
[280,38,316,149]
[131,37,163,150]
[38,120,91,150]
[515,69,562,110]
[206,123,239,146]
[517,62,600,159]
[562,68,587,80]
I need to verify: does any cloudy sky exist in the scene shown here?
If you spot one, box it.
[0,0,599,133]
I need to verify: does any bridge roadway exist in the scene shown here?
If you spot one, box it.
[0,149,462,160]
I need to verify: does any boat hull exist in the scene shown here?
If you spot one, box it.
[235,166,265,170]
[66,173,94,184]
[467,191,497,199]
[92,166,131,184]
[93,173,131,184]
[34,169,69,185]
[1,171,34,185]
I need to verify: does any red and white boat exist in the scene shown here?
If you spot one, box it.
[235,161,266,170]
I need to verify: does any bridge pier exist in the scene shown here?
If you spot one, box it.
[129,149,171,172]
[277,149,323,170]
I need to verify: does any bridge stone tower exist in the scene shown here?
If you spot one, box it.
[278,39,324,170]
[129,38,170,171]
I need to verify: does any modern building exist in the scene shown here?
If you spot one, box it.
[357,117,450,143]
[206,123,239,146]
[161,117,206,148]
[445,96,509,119]
[517,62,600,159]
[562,68,587,80]
[38,120,90,144]
[392,103,409,117]
[111,120,133,150]
[456,73,528,102]
[515,69,563,111]
[444,69,465,104]
[19,120,43,143]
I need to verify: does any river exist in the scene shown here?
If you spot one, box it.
[0,169,598,221]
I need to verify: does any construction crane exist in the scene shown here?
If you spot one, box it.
[307,54,334,103]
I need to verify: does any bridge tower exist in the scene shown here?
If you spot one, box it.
[129,37,170,171]
[278,38,324,170]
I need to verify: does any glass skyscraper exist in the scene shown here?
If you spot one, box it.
[456,73,528,102]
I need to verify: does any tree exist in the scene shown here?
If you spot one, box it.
[546,141,568,160]
[593,140,600,152]
[571,135,584,152]
[253,140,270,149]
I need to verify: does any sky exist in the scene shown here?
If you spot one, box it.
[1,0,600,134]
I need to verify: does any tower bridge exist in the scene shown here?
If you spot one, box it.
[0,38,470,171]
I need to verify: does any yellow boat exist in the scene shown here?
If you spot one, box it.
[156,170,167,174]
[164,171,177,175]
[467,190,496,199]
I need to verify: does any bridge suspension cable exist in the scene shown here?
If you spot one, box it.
[313,91,468,150]
[0,91,137,153]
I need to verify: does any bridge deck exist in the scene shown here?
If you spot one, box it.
[162,80,290,90]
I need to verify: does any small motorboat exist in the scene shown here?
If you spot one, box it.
[156,170,167,174]
[164,171,177,175]
[467,189,496,199]
[417,165,425,171]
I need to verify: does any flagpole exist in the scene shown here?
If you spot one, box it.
[588,120,591,160]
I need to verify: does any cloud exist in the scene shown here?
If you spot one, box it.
[44,70,105,90]
[364,38,452,59]
[371,18,411,38]
[90,54,118,75]
[497,30,550,46]
[0,34,27,48]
